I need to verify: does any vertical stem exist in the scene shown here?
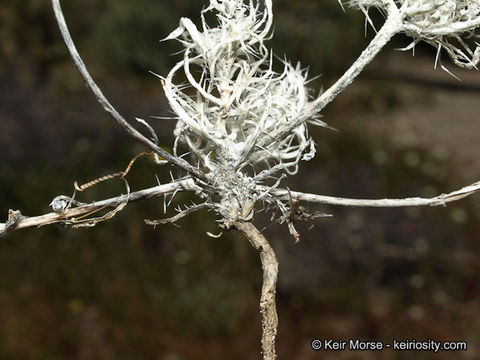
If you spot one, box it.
[235,221,279,360]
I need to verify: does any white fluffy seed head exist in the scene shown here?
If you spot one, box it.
[160,0,329,224]
[162,0,325,191]
[344,0,480,69]
[402,1,480,69]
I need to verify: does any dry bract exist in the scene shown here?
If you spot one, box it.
[161,0,329,227]
[345,0,480,69]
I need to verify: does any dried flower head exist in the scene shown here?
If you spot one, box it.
[344,0,480,69]
[401,0,480,69]
[160,0,327,225]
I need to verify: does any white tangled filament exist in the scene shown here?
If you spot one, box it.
[345,0,480,69]
[160,0,328,225]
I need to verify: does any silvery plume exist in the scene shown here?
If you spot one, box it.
[159,0,329,226]
[344,0,480,70]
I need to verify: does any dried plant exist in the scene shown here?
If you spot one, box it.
[2,0,480,359]
[345,0,480,71]
[159,0,328,233]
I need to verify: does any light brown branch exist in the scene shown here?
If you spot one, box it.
[0,179,196,235]
[234,221,278,360]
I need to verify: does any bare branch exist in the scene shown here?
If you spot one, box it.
[74,151,152,192]
[310,7,401,113]
[50,0,206,182]
[266,180,480,208]
[259,8,403,151]
[0,179,197,235]
[145,203,209,226]
[234,221,278,360]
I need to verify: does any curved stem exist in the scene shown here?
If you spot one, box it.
[51,0,206,182]
[234,221,278,360]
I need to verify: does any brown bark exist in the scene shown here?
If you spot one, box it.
[234,221,278,360]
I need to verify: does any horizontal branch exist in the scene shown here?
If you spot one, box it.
[3,177,479,235]
[0,179,196,234]
[267,180,480,207]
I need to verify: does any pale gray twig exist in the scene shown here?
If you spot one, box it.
[309,4,401,113]
[145,203,209,226]
[267,180,480,207]
[51,0,206,181]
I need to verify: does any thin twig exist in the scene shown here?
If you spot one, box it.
[234,221,278,360]
[145,203,209,226]
[5,177,479,234]
[68,152,155,226]
[310,7,401,112]
[0,179,196,234]
[258,8,403,150]
[74,151,152,192]
[266,180,480,207]
[50,0,206,182]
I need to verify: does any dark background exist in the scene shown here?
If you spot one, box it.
[1,1,479,359]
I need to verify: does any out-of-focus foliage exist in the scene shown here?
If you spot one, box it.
[274,0,365,81]
[0,0,366,78]
[93,0,204,75]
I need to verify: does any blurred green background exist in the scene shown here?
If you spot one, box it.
[1,1,479,359]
